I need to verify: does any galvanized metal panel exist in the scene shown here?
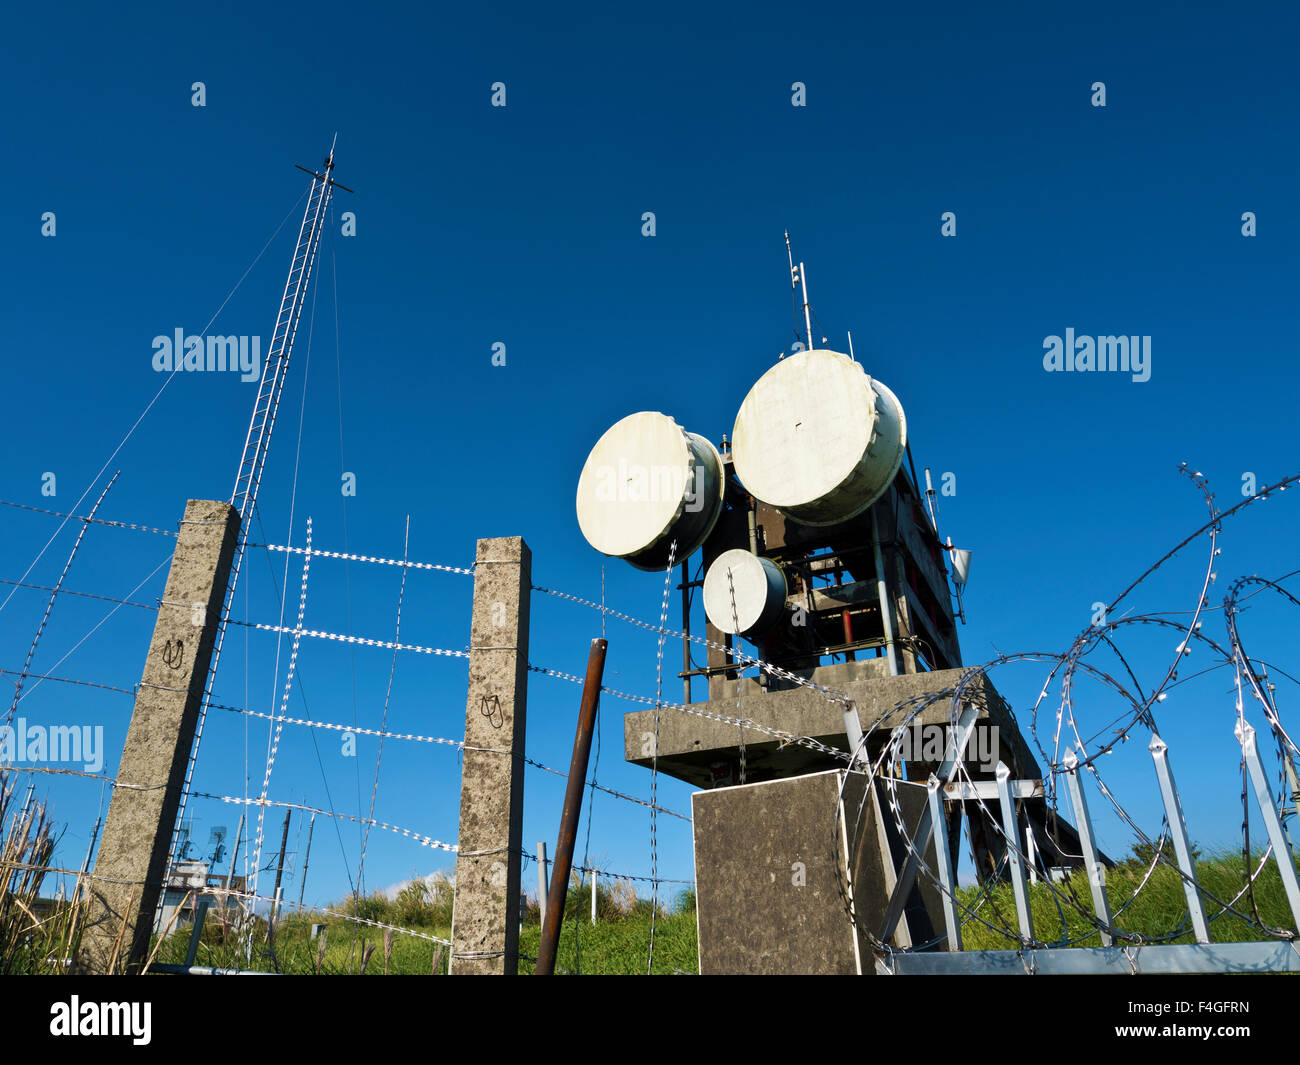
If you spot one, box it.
[880,940,1300,975]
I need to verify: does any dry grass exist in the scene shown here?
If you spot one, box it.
[0,778,89,973]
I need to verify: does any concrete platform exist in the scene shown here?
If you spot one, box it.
[625,664,1041,789]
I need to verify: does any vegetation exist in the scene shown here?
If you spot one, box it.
[0,781,96,974]
[957,848,1300,950]
[150,871,698,974]
[517,887,697,975]
[5,780,1296,975]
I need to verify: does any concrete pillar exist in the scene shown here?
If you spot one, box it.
[81,499,240,973]
[450,536,530,974]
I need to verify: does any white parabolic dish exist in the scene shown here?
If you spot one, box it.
[731,349,908,526]
[575,411,725,570]
[702,549,788,636]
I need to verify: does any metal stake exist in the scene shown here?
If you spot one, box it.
[537,842,549,926]
[843,701,864,769]
[879,702,978,943]
[996,762,1034,944]
[926,776,962,950]
[1237,720,1300,930]
[184,895,212,968]
[1063,749,1113,945]
[1149,733,1210,943]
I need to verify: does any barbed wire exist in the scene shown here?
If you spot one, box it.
[0,764,162,790]
[359,517,411,895]
[203,699,688,820]
[224,617,470,659]
[532,582,853,707]
[3,474,119,737]
[248,541,475,576]
[528,662,851,763]
[524,849,694,887]
[845,466,1300,960]
[208,700,465,748]
[0,497,177,538]
[251,518,314,911]
[0,577,157,612]
[647,539,677,973]
[194,792,459,854]
[0,668,136,697]
[524,756,689,821]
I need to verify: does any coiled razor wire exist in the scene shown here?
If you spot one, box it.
[834,466,1300,961]
[15,468,1293,970]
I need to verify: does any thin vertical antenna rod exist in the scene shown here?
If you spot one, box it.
[799,261,813,350]
[784,231,797,294]
[922,468,940,531]
[784,232,814,351]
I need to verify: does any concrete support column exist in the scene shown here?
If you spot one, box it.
[450,536,530,974]
[81,499,240,973]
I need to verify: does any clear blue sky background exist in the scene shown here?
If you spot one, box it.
[2,2,1298,915]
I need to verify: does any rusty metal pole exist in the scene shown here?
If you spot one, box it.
[536,637,608,975]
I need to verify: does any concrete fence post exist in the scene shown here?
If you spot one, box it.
[80,499,240,973]
[449,536,530,974]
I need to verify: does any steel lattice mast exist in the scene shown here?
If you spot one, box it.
[231,140,344,519]
[166,141,349,875]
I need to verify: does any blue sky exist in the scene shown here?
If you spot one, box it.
[2,2,1298,916]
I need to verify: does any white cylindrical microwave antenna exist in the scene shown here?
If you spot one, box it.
[575,411,725,571]
[731,349,907,526]
[702,549,788,637]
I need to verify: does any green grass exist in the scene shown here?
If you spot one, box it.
[957,850,1300,949]
[149,852,1300,972]
[54,843,1300,974]
[149,879,700,974]
[149,906,452,974]
[518,909,698,974]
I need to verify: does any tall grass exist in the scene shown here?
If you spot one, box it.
[0,779,91,973]
[958,849,1300,949]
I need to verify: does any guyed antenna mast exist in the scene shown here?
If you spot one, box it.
[166,138,353,873]
[785,231,814,351]
[233,135,354,520]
